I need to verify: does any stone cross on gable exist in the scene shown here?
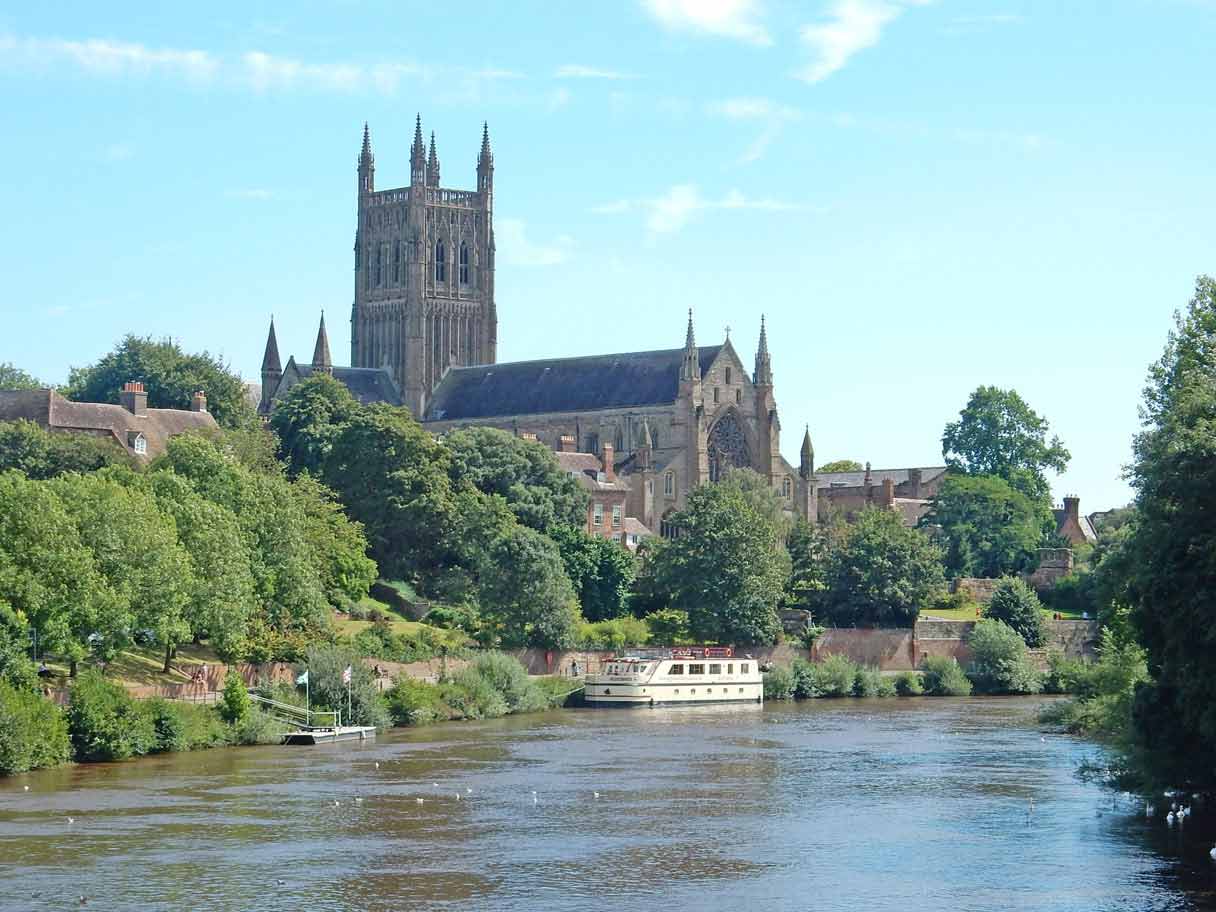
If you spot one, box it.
[724,324,731,340]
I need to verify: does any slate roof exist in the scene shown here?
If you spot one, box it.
[425,346,723,421]
[290,364,403,407]
[0,388,218,460]
[815,465,949,489]
[1053,507,1098,544]
[555,450,630,492]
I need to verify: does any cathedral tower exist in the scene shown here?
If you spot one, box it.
[350,115,496,415]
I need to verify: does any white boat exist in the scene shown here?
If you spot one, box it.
[584,647,762,707]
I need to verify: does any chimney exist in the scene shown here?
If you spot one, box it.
[1063,495,1080,520]
[190,390,207,413]
[120,381,148,416]
[558,434,576,453]
[601,443,615,482]
[882,478,895,507]
[907,468,922,498]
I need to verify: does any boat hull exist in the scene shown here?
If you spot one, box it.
[584,681,762,707]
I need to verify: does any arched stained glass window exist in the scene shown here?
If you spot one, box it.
[435,239,446,281]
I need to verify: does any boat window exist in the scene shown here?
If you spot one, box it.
[727,664,734,674]
[668,664,684,675]
[638,665,648,673]
[688,664,705,675]
[741,663,750,673]
[709,664,722,675]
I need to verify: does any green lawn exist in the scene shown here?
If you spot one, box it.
[921,606,1085,622]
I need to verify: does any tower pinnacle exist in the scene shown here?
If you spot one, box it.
[358,122,375,193]
[679,309,700,383]
[754,314,773,386]
[312,311,332,374]
[427,131,440,186]
[261,317,282,374]
[410,114,426,186]
[800,425,814,479]
[477,121,494,194]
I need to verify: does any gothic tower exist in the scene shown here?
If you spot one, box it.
[350,116,496,415]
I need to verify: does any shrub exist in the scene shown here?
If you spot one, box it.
[67,672,156,761]
[0,681,71,774]
[985,578,1049,647]
[966,618,1043,694]
[219,670,252,725]
[814,654,858,697]
[790,658,818,699]
[763,665,795,701]
[645,608,691,644]
[446,667,509,720]
[145,699,188,753]
[467,652,548,714]
[920,655,973,696]
[576,617,650,650]
[853,667,895,697]
[297,644,390,729]
[385,678,450,726]
[894,670,924,696]
[1042,652,1088,695]
[231,706,285,745]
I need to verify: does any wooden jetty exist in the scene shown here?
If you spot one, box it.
[281,725,377,746]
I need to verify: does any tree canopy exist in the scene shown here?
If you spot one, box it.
[269,373,362,478]
[941,385,1070,501]
[66,335,256,429]
[0,363,45,390]
[819,507,944,628]
[984,577,1048,647]
[550,524,636,622]
[816,459,863,473]
[0,420,130,479]
[922,474,1050,578]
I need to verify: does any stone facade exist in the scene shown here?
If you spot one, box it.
[815,463,949,526]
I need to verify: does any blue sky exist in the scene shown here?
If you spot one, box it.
[2,1,1214,511]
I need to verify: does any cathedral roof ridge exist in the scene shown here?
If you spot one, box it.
[443,343,724,373]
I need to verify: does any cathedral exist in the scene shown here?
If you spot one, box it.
[259,116,938,534]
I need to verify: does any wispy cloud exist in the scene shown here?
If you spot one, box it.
[707,97,801,163]
[497,219,574,267]
[594,184,803,236]
[556,64,635,80]
[641,0,772,46]
[795,0,928,84]
[0,33,518,96]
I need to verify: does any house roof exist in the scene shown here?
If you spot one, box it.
[815,465,949,489]
[0,388,218,460]
[288,363,403,406]
[1053,508,1098,544]
[555,450,630,492]
[425,345,723,421]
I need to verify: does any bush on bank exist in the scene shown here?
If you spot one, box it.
[385,651,565,726]
[0,680,72,775]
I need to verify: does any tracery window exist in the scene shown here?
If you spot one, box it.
[459,242,470,284]
[707,411,750,483]
[375,247,382,287]
[435,239,446,281]
[664,471,674,496]
[393,240,401,283]
[782,476,792,498]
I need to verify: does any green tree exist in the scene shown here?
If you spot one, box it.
[985,577,1048,647]
[66,334,256,429]
[298,644,389,728]
[0,472,118,675]
[445,426,587,533]
[291,473,377,606]
[720,467,792,536]
[268,373,362,478]
[0,420,129,479]
[0,363,45,390]
[474,526,580,648]
[942,385,1070,501]
[785,515,847,615]
[550,524,636,621]
[0,601,37,691]
[0,681,72,774]
[817,459,863,473]
[646,483,789,645]
[218,669,252,725]
[820,507,944,628]
[1123,276,1216,790]
[50,473,193,671]
[922,474,1049,578]
[966,618,1042,694]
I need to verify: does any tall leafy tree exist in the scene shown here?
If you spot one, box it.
[269,373,362,478]
[816,459,863,473]
[984,578,1048,647]
[922,474,1050,578]
[66,334,257,429]
[0,363,45,390]
[941,385,1070,501]
[1124,276,1216,790]
[646,483,789,645]
[784,514,848,616]
[820,507,944,628]
[550,524,636,621]
[290,473,377,605]
[474,526,580,648]
[0,420,129,479]
[445,426,588,532]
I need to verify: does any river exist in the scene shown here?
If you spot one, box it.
[2,697,1215,911]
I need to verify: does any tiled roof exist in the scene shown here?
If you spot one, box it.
[815,465,948,489]
[425,346,723,421]
[292,364,403,406]
[555,450,630,491]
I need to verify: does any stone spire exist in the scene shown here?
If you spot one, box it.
[800,425,814,479]
[410,114,426,186]
[754,314,773,386]
[477,121,494,193]
[427,131,440,187]
[312,312,333,374]
[679,308,700,383]
[261,317,281,375]
[357,122,375,194]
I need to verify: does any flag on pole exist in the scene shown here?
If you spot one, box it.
[296,670,309,685]
[342,665,352,685]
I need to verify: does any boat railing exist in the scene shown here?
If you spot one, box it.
[248,694,339,729]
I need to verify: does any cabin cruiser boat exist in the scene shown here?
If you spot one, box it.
[584,647,762,706]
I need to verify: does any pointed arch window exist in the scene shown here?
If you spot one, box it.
[375,246,382,287]
[435,239,446,281]
[393,240,401,283]
[459,241,470,285]
[664,471,675,497]
[782,476,792,499]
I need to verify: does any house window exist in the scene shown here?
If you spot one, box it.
[435,239,446,281]
[459,242,470,284]
[133,435,147,455]
[629,534,638,546]
[725,367,732,385]
[612,504,622,528]
[664,472,674,496]
[593,503,604,526]
[783,477,792,498]
[393,240,401,283]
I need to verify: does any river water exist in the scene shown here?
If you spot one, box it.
[3,697,1215,912]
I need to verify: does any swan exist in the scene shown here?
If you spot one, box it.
[1167,811,1176,825]
[1209,846,1216,860]
[374,762,380,769]
[415,798,424,805]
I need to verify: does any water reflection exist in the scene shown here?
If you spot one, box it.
[1,698,1214,911]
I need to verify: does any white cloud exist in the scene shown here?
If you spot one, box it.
[497,219,573,267]
[641,0,772,46]
[243,51,363,92]
[0,36,218,81]
[593,184,801,235]
[707,97,801,163]
[556,64,634,80]
[795,0,927,84]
